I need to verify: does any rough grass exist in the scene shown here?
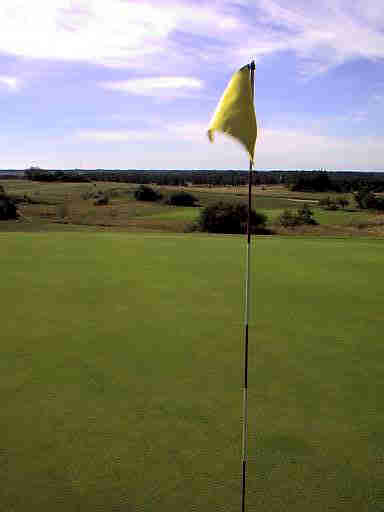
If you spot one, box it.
[1,180,383,236]
[1,232,384,511]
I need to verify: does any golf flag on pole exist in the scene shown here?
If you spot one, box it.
[207,61,256,512]
[207,65,257,162]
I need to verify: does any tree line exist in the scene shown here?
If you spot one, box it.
[22,168,384,191]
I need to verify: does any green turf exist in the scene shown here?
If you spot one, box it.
[313,208,377,226]
[1,233,384,511]
[261,206,376,226]
[142,207,201,220]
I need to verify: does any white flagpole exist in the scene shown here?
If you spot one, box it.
[241,59,255,512]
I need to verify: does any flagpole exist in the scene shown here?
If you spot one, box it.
[241,59,255,512]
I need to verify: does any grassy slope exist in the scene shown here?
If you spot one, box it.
[1,232,384,511]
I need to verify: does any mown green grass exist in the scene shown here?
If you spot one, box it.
[314,208,377,225]
[1,233,384,511]
[144,207,201,220]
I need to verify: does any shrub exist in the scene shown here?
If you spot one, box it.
[134,185,162,202]
[196,201,267,234]
[278,209,298,228]
[319,196,350,210]
[297,203,318,224]
[81,189,94,200]
[82,187,126,201]
[319,196,339,210]
[94,193,109,206]
[353,187,384,210]
[278,204,318,228]
[167,191,198,206]
[338,197,350,209]
[0,186,18,220]
[56,203,70,219]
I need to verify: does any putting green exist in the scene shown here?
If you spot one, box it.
[1,232,383,511]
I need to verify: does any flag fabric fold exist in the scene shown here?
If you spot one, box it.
[207,64,257,162]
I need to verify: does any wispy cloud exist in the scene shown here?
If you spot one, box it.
[76,121,207,142]
[373,94,384,104]
[257,128,384,169]
[77,130,153,142]
[0,1,383,77]
[0,75,21,91]
[74,125,384,169]
[335,111,369,123]
[246,0,384,74]
[100,77,203,98]
[0,0,240,70]
[1,1,383,170]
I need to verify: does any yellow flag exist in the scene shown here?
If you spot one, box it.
[207,65,257,162]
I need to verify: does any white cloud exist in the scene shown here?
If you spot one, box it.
[100,77,203,98]
[247,0,384,74]
[0,1,383,75]
[0,75,21,91]
[0,0,240,69]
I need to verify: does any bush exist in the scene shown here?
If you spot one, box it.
[319,196,350,210]
[319,196,339,210]
[278,204,318,228]
[297,203,318,224]
[167,191,198,206]
[56,203,70,219]
[94,193,109,206]
[196,201,267,234]
[0,186,18,220]
[338,197,349,209]
[353,187,384,210]
[278,210,298,228]
[81,189,94,200]
[134,185,162,202]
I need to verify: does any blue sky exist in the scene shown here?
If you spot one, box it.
[0,0,383,170]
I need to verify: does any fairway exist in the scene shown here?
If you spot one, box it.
[1,232,384,511]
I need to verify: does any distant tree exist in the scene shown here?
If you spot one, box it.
[167,191,198,206]
[25,168,52,181]
[134,185,162,202]
[196,201,267,234]
[289,171,339,192]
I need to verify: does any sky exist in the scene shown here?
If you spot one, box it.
[0,0,383,170]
